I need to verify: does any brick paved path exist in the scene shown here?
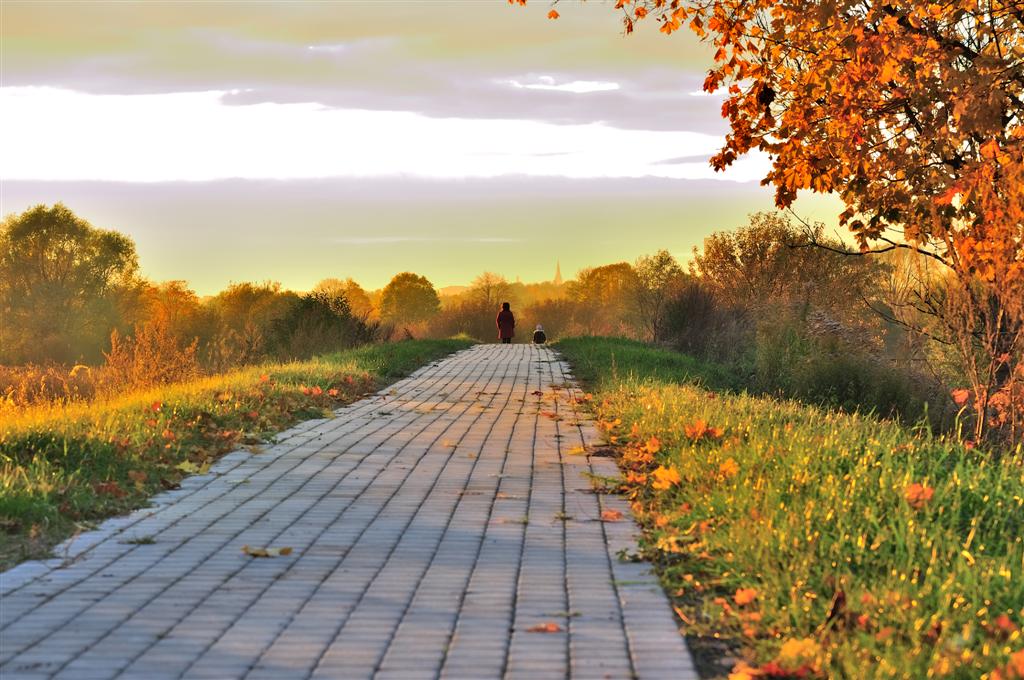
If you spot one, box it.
[1,345,696,679]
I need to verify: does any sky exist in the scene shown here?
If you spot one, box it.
[0,1,843,294]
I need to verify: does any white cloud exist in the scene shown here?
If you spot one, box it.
[306,44,349,53]
[0,86,769,183]
[504,75,621,93]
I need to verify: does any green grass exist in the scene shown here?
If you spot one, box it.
[560,336,737,392]
[557,337,1024,679]
[0,338,472,570]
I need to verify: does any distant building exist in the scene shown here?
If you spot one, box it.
[553,261,563,286]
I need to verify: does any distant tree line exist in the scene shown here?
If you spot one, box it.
[3,203,1017,446]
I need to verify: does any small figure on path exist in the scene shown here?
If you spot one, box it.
[496,302,515,344]
[533,324,547,344]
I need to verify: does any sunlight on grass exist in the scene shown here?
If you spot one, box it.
[0,338,472,570]
[558,336,1024,678]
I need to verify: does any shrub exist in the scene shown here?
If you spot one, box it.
[269,291,380,359]
[662,279,753,362]
[101,320,201,392]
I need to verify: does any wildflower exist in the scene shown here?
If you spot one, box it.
[645,435,661,454]
[734,587,758,606]
[327,388,340,397]
[149,401,162,413]
[719,457,740,478]
[905,482,934,509]
[651,465,681,490]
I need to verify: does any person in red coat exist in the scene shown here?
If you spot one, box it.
[496,302,515,344]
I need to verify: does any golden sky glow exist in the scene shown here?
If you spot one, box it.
[1,1,842,293]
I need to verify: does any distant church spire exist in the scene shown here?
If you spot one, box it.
[554,260,563,286]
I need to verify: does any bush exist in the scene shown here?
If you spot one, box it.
[269,291,381,359]
[754,316,947,428]
[662,280,753,362]
[102,321,201,392]
[0,364,98,408]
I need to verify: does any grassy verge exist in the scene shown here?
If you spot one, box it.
[557,337,1024,679]
[0,338,472,570]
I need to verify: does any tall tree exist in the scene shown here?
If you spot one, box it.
[468,272,513,310]
[568,262,640,336]
[379,272,441,326]
[0,204,138,363]
[634,250,686,341]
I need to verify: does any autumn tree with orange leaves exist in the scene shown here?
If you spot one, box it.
[526,0,1024,443]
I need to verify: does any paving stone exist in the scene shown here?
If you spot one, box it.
[0,345,696,679]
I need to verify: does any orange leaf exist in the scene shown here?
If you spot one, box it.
[547,9,559,19]
[719,458,740,478]
[905,483,934,509]
[734,587,758,605]
[242,545,294,558]
[601,509,624,522]
[950,388,970,406]
[651,465,681,490]
[527,622,562,633]
[684,419,724,442]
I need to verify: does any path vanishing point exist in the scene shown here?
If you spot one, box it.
[1,345,697,679]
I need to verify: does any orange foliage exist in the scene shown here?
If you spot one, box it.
[523,0,1024,446]
[684,418,724,442]
[904,482,934,509]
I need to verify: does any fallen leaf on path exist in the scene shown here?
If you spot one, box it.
[531,390,544,396]
[601,509,624,522]
[176,460,211,475]
[241,545,294,558]
[567,446,587,455]
[527,622,563,633]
